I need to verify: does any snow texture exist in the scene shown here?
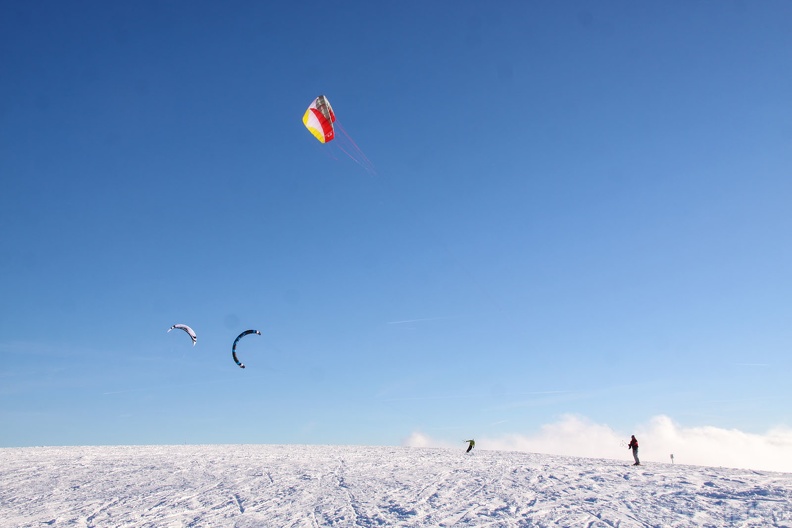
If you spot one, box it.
[1,444,791,527]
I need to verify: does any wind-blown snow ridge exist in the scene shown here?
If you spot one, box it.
[1,444,790,527]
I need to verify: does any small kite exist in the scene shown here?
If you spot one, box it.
[232,329,261,369]
[303,95,336,143]
[168,324,197,346]
[302,95,375,174]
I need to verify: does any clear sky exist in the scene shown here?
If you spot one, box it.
[2,1,791,451]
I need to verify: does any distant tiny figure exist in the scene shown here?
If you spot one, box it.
[628,435,640,465]
[465,439,475,453]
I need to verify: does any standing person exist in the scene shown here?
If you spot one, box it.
[465,439,475,453]
[628,435,640,465]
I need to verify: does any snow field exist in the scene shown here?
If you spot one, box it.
[1,444,791,527]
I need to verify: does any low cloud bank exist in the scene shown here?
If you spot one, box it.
[403,415,792,472]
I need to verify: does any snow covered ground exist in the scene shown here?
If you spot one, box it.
[1,444,791,527]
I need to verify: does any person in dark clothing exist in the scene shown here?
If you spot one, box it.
[465,439,475,453]
[628,435,640,465]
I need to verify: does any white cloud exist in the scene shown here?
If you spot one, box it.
[638,415,792,472]
[402,414,792,472]
[401,432,433,448]
[401,431,458,450]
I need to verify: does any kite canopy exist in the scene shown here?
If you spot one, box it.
[232,329,261,369]
[168,324,197,346]
[303,95,335,143]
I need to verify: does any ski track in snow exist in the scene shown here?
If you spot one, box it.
[1,445,791,527]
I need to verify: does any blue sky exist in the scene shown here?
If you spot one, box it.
[2,1,791,450]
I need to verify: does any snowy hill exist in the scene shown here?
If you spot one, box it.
[2,444,791,527]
